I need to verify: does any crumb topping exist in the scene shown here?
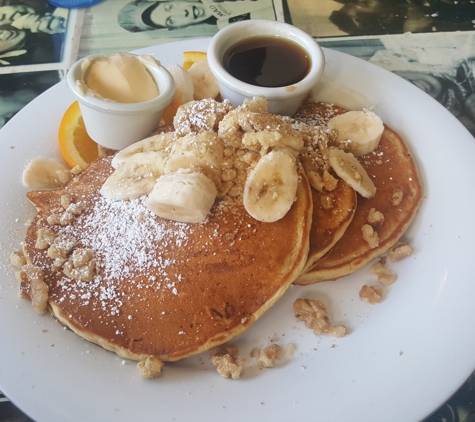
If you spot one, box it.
[209,345,243,379]
[137,356,164,379]
[388,242,413,262]
[258,344,283,368]
[359,285,383,304]
[293,298,348,337]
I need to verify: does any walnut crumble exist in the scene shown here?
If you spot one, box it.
[359,285,383,304]
[388,242,413,262]
[15,264,49,314]
[258,344,283,368]
[9,250,27,268]
[367,208,384,227]
[370,257,397,285]
[361,224,379,249]
[209,345,243,379]
[137,356,164,379]
[293,298,348,337]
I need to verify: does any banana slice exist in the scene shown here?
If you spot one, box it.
[327,110,384,156]
[111,132,174,169]
[146,170,217,223]
[328,148,376,198]
[164,131,223,185]
[188,60,220,101]
[22,157,70,188]
[101,155,164,200]
[243,150,298,223]
[166,63,194,105]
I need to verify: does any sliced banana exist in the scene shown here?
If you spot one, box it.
[166,63,194,105]
[328,148,376,198]
[111,132,174,169]
[100,155,164,200]
[164,131,223,185]
[243,150,298,223]
[22,157,69,189]
[327,110,384,156]
[146,170,217,223]
[188,60,220,101]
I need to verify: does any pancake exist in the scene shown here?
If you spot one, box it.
[293,101,358,274]
[300,180,356,274]
[22,154,312,363]
[295,103,423,284]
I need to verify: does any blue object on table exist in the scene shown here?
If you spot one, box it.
[47,0,103,8]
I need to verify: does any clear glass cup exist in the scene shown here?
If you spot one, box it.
[47,0,103,8]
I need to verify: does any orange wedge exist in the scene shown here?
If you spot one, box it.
[58,101,100,169]
[183,51,207,70]
[161,98,182,125]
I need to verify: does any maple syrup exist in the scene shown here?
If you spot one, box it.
[223,36,310,88]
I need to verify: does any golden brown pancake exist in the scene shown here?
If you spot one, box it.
[23,156,312,361]
[294,102,423,285]
[301,181,356,274]
[293,101,357,274]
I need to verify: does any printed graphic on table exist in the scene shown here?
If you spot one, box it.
[283,0,475,37]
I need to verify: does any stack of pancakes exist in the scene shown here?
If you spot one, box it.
[294,102,423,284]
[19,99,422,362]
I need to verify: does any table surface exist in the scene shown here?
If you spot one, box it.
[1,1,475,421]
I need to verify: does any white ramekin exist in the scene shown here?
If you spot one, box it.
[66,53,175,150]
[207,20,325,116]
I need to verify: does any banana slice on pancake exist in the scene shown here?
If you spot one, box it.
[100,153,165,200]
[243,150,299,223]
[146,170,217,223]
[328,148,376,199]
[327,109,384,156]
[111,132,174,169]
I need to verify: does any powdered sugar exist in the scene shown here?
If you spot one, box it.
[50,194,195,315]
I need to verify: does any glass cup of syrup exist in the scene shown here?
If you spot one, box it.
[207,20,325,116]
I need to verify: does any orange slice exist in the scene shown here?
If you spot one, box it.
[183,51,207,70]
[58,101,100,169]
[161,98,182,125]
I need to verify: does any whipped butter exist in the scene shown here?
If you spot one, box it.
[78,53,160,103]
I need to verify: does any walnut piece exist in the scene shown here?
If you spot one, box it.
[35,228,56,250]
[293,298,348,337]
[367,208,384,227]
[209,345,243,379]
[359,285,383,304]
[137,356,164,379]
[391,190,403,206]
[307,170,324,192]
[378,273,397,285]
[250,347,260,358]
[258,344,283,368]
[9,250,27,268]
[388,242,413,262]
[56,169,71,184]
[370,261,387,275]
[62,248,96,282]
[370,258,397,285]
[16,264,49,314]
[47,234,76,259]
[323,169,338,191]
[71,165,83,175]
[361,224,379,249]
[60,194,71,209]
[46,201,85,227]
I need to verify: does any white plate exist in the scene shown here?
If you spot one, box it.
[1,38,475,422]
